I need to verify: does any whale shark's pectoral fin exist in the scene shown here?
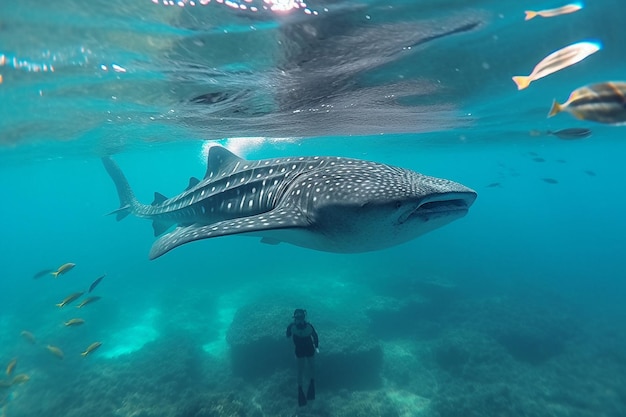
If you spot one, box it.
[148,207,311,259]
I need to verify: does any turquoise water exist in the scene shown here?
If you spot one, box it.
[1,0,625,416]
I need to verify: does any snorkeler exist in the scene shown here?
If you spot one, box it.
[286,308,319,407]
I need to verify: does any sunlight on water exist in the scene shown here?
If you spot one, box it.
[200,136,298,161]
[199,139,227,164]
[0,53,55,74]
[151,0,317,15]
[223,137,270,157]
[102,308,160,358]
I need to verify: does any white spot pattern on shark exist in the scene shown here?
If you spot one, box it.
[102,146,477,259]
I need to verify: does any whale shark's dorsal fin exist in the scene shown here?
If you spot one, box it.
[186,177,200,190]
[152,192,168,206]
[205,146,246,179]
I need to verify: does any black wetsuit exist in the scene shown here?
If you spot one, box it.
[286,322,319,358]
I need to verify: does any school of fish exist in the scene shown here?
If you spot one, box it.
[1,264,104,401]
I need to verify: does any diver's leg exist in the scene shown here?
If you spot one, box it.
[306,356,316,400]
[297,357,305,386]
[297,357,307,406]
[308,355,315,380]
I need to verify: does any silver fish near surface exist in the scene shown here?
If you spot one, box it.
[549,81,626,124]
[547,128,592,139]
[512,41,601,90]
[524,3,583,20]
[102,146,477,259]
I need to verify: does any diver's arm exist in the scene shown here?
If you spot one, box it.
[310,324,319,348]
[286,323,293,337]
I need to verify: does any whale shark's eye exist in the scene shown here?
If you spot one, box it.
[394,201,402,209]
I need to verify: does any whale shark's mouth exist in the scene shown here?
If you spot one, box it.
[419,198,470,212]
[399,192,476,224]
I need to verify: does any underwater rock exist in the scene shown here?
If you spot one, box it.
[226,302,295,378]
[410,276,460,304]
[366,276,461,340]
[320,324,383,390]
[226,297,383,389]
[496,330,565,365]
[434,342,471,376]
[481,295,578,365]
[431,328,510,380]
[367,298,445,339]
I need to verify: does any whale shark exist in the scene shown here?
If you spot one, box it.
[102,146,477,259]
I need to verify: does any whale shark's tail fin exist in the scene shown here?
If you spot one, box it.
[101,157,138,221]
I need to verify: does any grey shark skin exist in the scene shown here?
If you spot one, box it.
[102,146,477,259]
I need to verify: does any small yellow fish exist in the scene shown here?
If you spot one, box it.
[76,296,101,309]
[5,359,16,376]
[525,3,583,20]
[10,374,29,385]
[64,318,85,327]
[46,345,64,360]
[81,342,102,357]
[512,41,601,90]
[20,330,36,344]
[56,291,84,308]
[51,262,76,278]
[548,81,626,124]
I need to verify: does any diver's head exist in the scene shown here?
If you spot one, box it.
[293,308,307,328]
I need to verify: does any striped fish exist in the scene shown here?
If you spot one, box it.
[548,82,626,124]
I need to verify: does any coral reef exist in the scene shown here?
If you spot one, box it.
[2,276,625,417]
